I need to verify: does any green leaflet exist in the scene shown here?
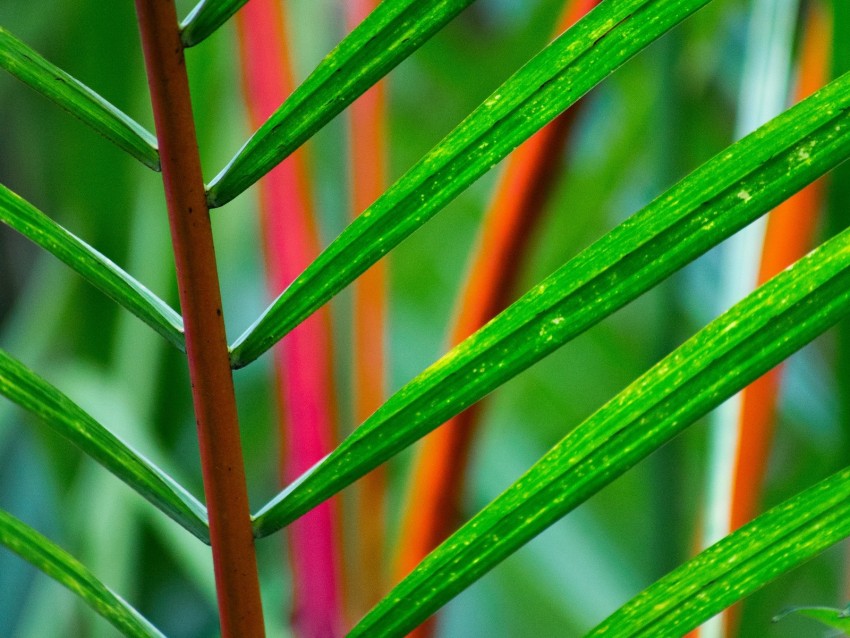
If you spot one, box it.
[0,27,159,171]
[590,473,850,637]
[0,350,209,543]
[228,0,717,366]
[349,211,850,637]
[180,0,249,47]
[0,186,185,352]
[0,508,165,638]
[250,71,850,537]
[204,0,476,204]
[772,606,850,633]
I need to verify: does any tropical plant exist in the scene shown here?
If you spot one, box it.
[2,0,850,636]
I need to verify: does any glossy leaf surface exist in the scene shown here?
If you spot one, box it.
[251,71,850,536]
[0,509,165,637]
[205,0,476,206]
[0,26,159,170]
[0,350,209,542]
[0,186,185,351]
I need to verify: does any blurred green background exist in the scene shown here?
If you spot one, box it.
[1,0,848,636]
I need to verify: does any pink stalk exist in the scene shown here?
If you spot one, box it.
[236,3,342,636]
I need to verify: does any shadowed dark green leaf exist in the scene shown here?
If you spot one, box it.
[0,350,209,543]
[349,219,850,637]
[587,471,850,637]
[0,186,185,352]
[250,71,850,537]
[773,605,850,633]
[0,26,159,171]
[0,508,165,637]
[203,0,476,200]
[228,0,719,366]
[179,0,244,47]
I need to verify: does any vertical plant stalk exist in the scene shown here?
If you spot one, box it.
[235,2,342,636]
[729,1,829,535]
[133,1,265,637]
[393,0,598,599]
[345,0,389,622]
[688,5,827,637]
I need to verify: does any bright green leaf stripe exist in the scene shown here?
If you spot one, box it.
[229,0,716,366]
[588,469,850,637]
[0,350,209,543]
[250,71,850,536]
[0,185,185,352]
[204,0,476,204]
[349,216,850,636]
[0,508,165,637]
[0,27,159,171]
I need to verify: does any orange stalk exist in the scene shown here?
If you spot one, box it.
[345,0,390,623]
[392,0,600,613]
[236,3,342,636]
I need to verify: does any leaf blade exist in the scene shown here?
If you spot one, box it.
[0,508,165,638]
[180,0,249,47]
[772,606,850,633]
[0,26,159,170]
[228,0,718,366]
[205,0,476,204]
[0,350,209,543]
[588,470,850,636]
[251,70,850,537]
[0,185,185,352]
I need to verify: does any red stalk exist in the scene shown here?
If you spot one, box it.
[236,3,342,636]
[345,0,389,623]
[392,0,600,616]
[133,1,265,636]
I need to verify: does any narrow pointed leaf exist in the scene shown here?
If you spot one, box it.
[229,0,719,366]
[0,27,159,171]
[772,606,850,632]
[204,0,476,201]
[589,471,850,636]
[0,509,165,637]
[0,185,185,352]
[180,0,250,47]
[0,350,209,543]
[251,71,850,537]
[350,215,850,637]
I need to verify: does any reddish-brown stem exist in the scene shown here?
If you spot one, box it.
[133,2,265,637]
